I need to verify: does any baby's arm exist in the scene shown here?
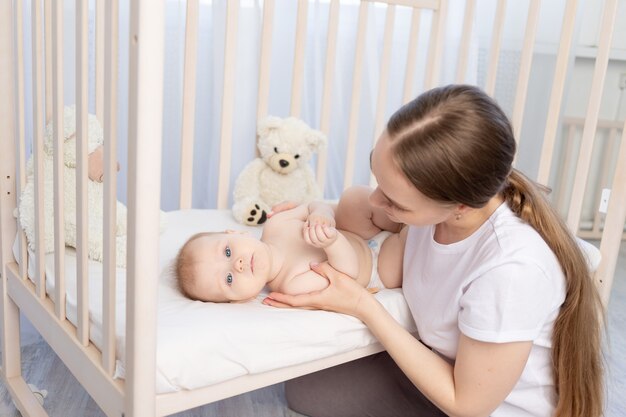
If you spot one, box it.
[303,224,359,279]
[306,200,337,228]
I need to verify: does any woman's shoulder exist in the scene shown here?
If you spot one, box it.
[488,204,549,247]
[482,204,561,272]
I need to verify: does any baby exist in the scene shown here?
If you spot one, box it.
[174,186,406,302]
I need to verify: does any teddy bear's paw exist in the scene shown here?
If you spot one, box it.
[244,204,268,226]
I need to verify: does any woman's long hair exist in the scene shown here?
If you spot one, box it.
[386,84,604,417]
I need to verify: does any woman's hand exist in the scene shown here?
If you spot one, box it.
[263,262,373,319]
[267,201,299,218]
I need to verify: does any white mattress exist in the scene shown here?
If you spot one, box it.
[15,209,416,393]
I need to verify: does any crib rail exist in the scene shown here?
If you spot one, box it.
[2,0,162,415]
[1,1,626,416]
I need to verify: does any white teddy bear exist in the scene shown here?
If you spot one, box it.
[18,105,128,267]
[232,116,327,225]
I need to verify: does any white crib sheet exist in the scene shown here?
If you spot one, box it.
[15,209,416,393]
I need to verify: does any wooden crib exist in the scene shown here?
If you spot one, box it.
[1,0,625,416]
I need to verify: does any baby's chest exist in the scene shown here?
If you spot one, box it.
[271,229,326,277]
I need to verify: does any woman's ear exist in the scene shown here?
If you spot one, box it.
[456,204,470,215]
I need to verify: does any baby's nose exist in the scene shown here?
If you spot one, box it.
[235,257,245,272]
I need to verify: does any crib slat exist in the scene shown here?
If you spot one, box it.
[343,1,369,190]
[14,0,28,280]
[373,5,396,143]
[424,0,447,89]
[31,0,46,300]
[76,0,90,347]
[52,0,66,321]
[96,0,105,123]
[102,0,120,377]
[596,124,626,306]
[0,0,22,381]
[290,0,308,118]
[126,0,164,412]
[536,0,577,185]
[511,0,540,142]
[44,0,52,123]
[402,8,421,104]
[257,0,274,128]
[484,0,506,96]
[179,0,199,210]
[316,0,340,191]
[455,0,476,83]
[369,5,397,188]
[217,1,239,209]
[565,0,618,233]
[555,122,577,215]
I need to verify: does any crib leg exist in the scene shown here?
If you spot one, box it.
[1,291,48,416]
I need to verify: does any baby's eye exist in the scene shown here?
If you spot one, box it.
[274,147,279,153]
[226,273,233,286]
[294,154,300,159]
[225,246,231,257]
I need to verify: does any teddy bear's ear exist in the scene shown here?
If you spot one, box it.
[257,116,283,138]
[306,129,328,151]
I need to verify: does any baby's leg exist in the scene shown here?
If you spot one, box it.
[336,185,402,240]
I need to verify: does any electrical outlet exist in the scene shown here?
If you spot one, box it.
[620,72,626,89]
[599,188,611,214]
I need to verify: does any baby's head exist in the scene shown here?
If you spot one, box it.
[175,231,271,302]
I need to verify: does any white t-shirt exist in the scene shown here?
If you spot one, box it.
[402,203,566,417]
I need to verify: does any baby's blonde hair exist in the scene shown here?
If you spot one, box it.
[175,232,217,301]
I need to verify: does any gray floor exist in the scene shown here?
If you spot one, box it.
[1,242,625,417]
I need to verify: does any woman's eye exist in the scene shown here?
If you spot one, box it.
[225,246,231,257]
[226,273,233,286]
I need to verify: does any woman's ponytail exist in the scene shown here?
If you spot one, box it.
[503,169,604,417]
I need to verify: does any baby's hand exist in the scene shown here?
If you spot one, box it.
[303,223,338,249]
[306,213,336,229]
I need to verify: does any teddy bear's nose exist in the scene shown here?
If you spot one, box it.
[279,160,289,168]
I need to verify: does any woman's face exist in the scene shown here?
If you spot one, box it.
[370,131,456,226]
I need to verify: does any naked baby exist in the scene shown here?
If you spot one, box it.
[174,186,407,302]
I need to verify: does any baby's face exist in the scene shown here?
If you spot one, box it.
[186,232,271,302]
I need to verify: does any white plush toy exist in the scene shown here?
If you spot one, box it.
[232,116,327,225]
[18,105,128,267]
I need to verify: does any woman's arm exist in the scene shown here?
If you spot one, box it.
[264,262,532,417]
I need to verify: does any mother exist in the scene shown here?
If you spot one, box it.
[264,85,603,417]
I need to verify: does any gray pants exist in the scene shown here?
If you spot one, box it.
[285,352,448,417]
